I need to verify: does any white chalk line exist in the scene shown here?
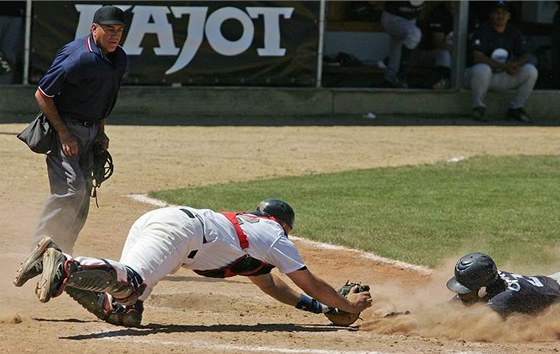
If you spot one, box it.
[290,237,432,275]
[101,338,383,354]
[101,336,483,354]
[129,194,432,275]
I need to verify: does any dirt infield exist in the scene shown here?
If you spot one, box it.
[2,123,560,353]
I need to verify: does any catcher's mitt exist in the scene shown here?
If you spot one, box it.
[90,142,114,206]
[324,281,370,326]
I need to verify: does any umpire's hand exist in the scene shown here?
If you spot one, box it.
[59,131,80,156]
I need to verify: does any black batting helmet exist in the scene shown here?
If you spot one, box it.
[446,252,499,294]
[256,199,295,229]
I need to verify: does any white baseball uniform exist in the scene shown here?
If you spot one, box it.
[118,206,305,300]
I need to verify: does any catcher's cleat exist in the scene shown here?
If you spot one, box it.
[14,236,60,287]
[105,300,144,327]
[36,248,68,303]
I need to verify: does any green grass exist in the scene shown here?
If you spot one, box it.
[149,155,560,269]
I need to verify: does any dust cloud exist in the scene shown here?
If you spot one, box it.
[359,257,560,342]
[0,262,22,324]
[1,251,30,325]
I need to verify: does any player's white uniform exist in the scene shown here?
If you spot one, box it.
[119,207,305,300]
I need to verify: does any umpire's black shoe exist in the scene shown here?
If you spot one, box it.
[506,107,534,123]
[379,78,408,89]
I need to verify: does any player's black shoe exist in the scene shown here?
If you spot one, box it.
[432,77,450,90]
[472,106,488,122]
[506,107,533,123]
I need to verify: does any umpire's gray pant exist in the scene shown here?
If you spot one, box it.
[32,119,98,254]
[463,63,539,109]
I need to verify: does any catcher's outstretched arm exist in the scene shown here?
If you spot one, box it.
[287,268,372,314]
[249,273,300,306]
[249,273,331,314]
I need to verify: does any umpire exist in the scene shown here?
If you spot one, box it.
[32,5,128,253]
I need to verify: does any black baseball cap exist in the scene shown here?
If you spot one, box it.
[492,1,511,12]
[93,5,125,26]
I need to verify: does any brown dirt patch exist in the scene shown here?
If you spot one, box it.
[2,124,560,353]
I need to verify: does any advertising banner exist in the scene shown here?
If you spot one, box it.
[30,1,319,86]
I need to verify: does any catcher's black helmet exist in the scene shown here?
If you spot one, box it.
[256,199,295,229]
[446,252,499,294]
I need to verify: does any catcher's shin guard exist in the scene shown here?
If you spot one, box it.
[65,287,143,327]
[66,257,145,306]
[65,287,111,321]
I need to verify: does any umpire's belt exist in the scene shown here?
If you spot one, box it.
[61,114,96,127]
[78,120,95,127]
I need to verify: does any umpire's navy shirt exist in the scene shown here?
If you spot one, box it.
[38,33,128,122]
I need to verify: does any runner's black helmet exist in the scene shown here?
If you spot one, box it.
[447,252,499,294]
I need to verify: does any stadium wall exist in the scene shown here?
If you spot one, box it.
[0,86,558,123]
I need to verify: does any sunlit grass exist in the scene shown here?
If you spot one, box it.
[150,155,560,269]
